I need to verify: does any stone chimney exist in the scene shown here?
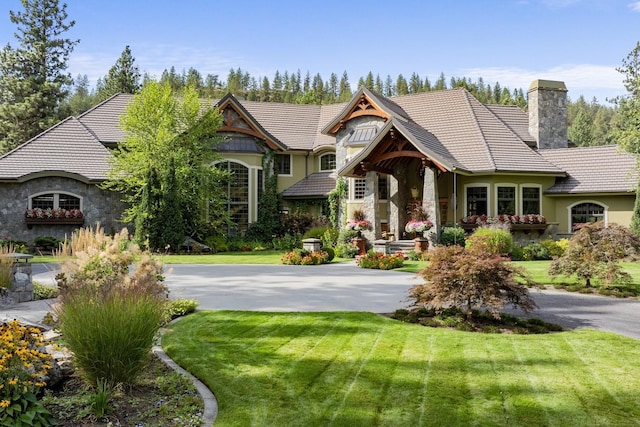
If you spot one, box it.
[528,79,568,150]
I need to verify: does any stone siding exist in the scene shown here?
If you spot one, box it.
[528,81,568,150]
[0,177,126,242]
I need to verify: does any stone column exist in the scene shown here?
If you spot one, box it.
[422,167,440,248]
[363,171,380,240]
[389,165,409,240]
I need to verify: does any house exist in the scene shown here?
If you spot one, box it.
[0,79,636,244]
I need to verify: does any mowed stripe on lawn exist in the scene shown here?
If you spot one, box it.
[162,311,640,427]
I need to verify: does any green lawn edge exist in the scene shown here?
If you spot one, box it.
[163,310,640,427]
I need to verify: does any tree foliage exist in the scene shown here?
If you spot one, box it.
[411,245,537,320]
[0,0,79,153]
[549,222,640,287]
[612,42,640,235]
[104,80,228,248]
[96,45,141,102]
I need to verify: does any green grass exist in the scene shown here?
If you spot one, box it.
[163,311,640,427]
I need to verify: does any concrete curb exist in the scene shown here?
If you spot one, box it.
[154,319,218,427]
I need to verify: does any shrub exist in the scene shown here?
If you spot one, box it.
[281,211,315,236]
[164,298,199,323]
[204,235,229,253]
[303,226,329,240]
[466,226,513,255]
[357,251,404,270]
[33,235,60,250]
[521,242,550,260]
[549,222,640,287]
[337,229,358,245]
[406,250,423,261]
[272,233,302,251]
[33,281,58,300]
[321,227,340,248]
[335,242,359,258]
[281,249,329,265]
[410,245,537,320]
[322,246,335,262]
[0,320,56,426]
[439,226,466,247]
[54,227,167,386]
[540,238,567,258]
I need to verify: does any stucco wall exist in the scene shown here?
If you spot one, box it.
[0,177,125,242]
[550,194,635,234]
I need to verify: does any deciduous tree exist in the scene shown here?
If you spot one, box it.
[410,245,537,320]
[104,81,228,247]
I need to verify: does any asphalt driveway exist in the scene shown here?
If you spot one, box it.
[29,262,640,340]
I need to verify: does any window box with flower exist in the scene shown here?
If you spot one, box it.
[460,214,547,232]
[24,208,85,226]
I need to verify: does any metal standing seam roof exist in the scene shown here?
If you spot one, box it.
[0,117,112,182]
[539,146,637,194]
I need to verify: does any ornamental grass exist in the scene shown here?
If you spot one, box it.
[54,227,168,386]
[0,244,15,290]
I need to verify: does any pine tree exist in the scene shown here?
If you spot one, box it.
[396,74,409,95]
[63,74,96,116]
[0,0,79,153]
[613,41,640,235]
[338,71,351,102]
[96,45,141,101]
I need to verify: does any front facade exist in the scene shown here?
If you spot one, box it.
[0,80,636,243]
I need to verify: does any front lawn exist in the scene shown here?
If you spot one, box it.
[163,311,640,427]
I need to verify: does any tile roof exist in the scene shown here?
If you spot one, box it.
[241,101,321,151]
[392,89,563,175]
[281,172,336,198]
[539,146,637,194]
[78,93,131,146]
[0,117,111,182]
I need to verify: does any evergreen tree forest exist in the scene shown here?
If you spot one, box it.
[62,64,621,148]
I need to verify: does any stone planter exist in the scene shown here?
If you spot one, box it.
[0,253,34,304]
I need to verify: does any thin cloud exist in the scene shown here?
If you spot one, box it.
[461,64,624,101]
[629,1,640,12]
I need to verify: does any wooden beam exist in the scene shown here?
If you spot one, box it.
[360,161,393,175]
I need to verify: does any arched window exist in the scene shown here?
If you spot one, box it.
[571,202,605,231]
[29,192,81,210]
[218,161,249,235]
[320,153,336,171]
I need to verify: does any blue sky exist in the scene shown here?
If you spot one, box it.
[1,0,639,103]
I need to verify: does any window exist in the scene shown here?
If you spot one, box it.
[218,161,250,235]
[320,153,336,171]
[276,154,291,175]
[571,202,605,231]
[522,186,541,215]
[466,186,488,216]
[353,178,366,200]
[378,175,388,200]
[496,186,516,215]
[29,192,81,210]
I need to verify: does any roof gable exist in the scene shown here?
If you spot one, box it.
[322,87,409,135]
[217,93,287,151]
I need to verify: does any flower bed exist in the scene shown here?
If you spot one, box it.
[357,251,404,270]
[0,320,55,424]
[281,249,331,265]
